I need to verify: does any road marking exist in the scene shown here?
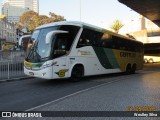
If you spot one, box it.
[25,75,137,111]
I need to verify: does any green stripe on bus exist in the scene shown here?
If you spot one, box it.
[103,48,120,68]
[92,46,113,69]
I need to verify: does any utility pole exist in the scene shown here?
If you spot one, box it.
[80,0,81,21]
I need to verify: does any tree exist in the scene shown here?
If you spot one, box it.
[18,11,39,33]
[109,19,124,33]
[45,12,65,23]
[27,15,40,33]
[17,11,65,33]
[39,15,49,25]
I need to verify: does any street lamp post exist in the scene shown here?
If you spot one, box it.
[80,0,81,21]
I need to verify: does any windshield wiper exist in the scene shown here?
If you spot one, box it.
[27,41,41,62]
[40,57,49,61]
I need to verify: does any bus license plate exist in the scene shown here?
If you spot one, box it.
[29,72,34,76]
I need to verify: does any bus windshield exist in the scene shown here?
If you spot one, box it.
[26,25,80,62]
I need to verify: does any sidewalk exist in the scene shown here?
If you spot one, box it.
[0,75,29,82]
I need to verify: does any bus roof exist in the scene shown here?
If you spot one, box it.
[36,21,142,44]
[36,21,102,30]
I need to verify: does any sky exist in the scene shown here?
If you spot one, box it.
[0,0,139,29]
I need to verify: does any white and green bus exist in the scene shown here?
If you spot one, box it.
[24,21,143,81]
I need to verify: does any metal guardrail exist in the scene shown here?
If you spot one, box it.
[0,62,27,80]
[0,51,28,81]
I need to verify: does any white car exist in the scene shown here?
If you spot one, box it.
[144,55,160,63]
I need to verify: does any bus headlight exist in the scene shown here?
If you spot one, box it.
[42,61,57,68]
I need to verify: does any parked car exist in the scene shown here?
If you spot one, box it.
[144,55,160,63]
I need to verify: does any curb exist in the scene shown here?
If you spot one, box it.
[0,76,34,83]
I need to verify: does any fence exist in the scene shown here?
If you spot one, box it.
[0,51,28,81]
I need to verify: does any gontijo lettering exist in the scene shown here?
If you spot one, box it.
[120,52,136,58]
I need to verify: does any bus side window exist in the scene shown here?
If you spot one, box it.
[77,28,103,48]
[77,37,87,47]
[86,39,91,45]
[100,33,113,48]
[77,30,87,47]
[59,25,80,51]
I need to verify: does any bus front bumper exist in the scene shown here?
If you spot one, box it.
[24,66,53,79]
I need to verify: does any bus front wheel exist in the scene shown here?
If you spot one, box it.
[70,65,84,82]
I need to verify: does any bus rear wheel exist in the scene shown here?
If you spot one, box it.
[131,64,136,74]
[125,64,132,75]
[70,65,84,82]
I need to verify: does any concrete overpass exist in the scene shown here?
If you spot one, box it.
[118,0,160,56]
[118,0,160,27]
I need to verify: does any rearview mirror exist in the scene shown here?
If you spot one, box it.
[46,30,68,44]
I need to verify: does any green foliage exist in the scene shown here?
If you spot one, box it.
[17,11,65,33]
[109,19,124,33]
[39,15,49,25]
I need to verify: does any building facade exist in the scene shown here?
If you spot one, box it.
[24,0,39,14]
[0,17,17,42]
[0,16,17,50]
[2,0,39,22]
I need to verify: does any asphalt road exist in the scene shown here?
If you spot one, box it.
[0,63,160,112]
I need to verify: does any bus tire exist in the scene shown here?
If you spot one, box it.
[70,64,84,82]
[125,64,132,75]
[131,64,136,74]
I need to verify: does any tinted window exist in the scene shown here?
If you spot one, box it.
[51,25,80,59]
[59,25,80,50]
[77,27,143,52]
[111,36,143,52]
[77,28,103,48]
